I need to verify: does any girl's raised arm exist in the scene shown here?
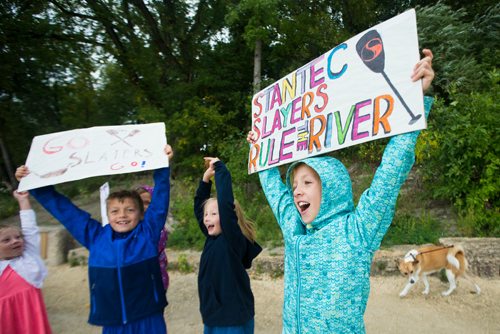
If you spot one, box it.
[247,132,304,240]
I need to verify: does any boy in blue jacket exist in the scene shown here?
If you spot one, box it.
[16,145,173,334]
[247,50,435,333]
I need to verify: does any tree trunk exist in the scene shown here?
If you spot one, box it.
[253,39,262,94]
[0,136,17,189]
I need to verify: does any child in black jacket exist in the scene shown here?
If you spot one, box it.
[194,157,262,334]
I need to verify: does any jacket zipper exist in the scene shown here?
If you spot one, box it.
[152,274,159,303]
[91,283,96,315]
[117,241,128,324]
[295,236,303,334]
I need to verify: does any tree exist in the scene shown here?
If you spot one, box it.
[0,1,91,188]
[416,3,495,98]
[226,0,279,92]
[416,3,500,236]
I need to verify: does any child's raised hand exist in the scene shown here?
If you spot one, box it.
[202,157,219,183]
[412,49,434,93]
[15,165,30,182]
[13,190,31,210]
[246,131,258,145]
[13,190,29,200]
[165,144,174,161]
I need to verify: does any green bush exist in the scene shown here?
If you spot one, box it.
[168,217,205,250]
[176,254,194,273]
[382,212,443,247]
[168,180,205,250]
[457,209,500,238]
[420,71,500,236]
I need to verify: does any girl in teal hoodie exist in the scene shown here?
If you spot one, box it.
[247,49,435,333]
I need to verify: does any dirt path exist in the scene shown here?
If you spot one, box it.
[43,264,500,334]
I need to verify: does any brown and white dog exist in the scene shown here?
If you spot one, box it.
[397,244,481,297]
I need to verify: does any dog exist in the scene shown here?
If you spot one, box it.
[397,244,481,297]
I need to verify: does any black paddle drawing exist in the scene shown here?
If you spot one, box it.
[356,30,421,125]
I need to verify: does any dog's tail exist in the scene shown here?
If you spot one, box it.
[447,245,481,294]
[447,245,466,271]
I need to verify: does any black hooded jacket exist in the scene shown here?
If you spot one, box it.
[194,161,262,327]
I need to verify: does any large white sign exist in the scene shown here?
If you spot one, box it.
[248,9,424,173]
[18,122,168,191]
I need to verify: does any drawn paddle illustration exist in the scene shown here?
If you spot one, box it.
[355,30,421,125]
[32,164,71,179]
[107,129,141,146]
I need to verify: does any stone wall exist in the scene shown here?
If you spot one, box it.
[61,237,500,278]
[439,238,500,277]
[40,226,80,266]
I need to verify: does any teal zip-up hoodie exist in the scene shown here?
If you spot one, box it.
[259,97,433,333]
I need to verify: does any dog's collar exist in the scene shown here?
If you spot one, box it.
[403,249,419,263]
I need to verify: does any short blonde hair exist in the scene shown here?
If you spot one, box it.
[290,162,321,185]
[0,223,22,236]
[203,198,256,243]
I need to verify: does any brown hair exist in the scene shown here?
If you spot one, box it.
[106,190,144,216]
[135,187,148,195]
[289,162,305,185]
[290,162,320,185]
[203,198,256,243]
[135,185,153,196]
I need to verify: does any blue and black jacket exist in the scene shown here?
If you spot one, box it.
[194,161,262,327]
[30,167,170,326]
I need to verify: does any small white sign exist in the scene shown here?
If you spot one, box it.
[100,182,110,226]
